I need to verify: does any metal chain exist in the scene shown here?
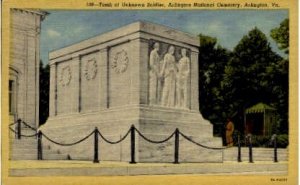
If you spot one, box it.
[97,128,131,144]
[179,131,230,150]
[22,121,37,131]
[42,130,95,146]
[135,128,175,144]
[9,122,17,126]
[9,127,38,137]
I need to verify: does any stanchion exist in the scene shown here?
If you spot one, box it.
[17,119,21,139]
[273,134,278,163]
[247,134,253,163]
[130,125,136,164]
[174,128,179,164]
[237,134,242,162]
[93,127,99,163]
[37,130,43,160]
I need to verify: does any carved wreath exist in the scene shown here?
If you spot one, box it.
[60,66,72,86]
[84,59,98,80]
[111,50,129,73]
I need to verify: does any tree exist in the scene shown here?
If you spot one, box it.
[39,61,50,125]
[271,18,289,54]
[198,34,231,135]
[269,18,289,134]
[221,27,283,132]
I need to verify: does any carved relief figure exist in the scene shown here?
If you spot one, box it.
[176,48,190,108]
[149,42,161,105]
[160,45,177,107]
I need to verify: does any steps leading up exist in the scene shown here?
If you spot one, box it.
[10,126,69,161]
[223,147,288,162]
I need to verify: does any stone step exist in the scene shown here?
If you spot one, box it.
[11,153,68,160]
[9,161,288,176]
[12,141,37,148]
[224,153,288,157]
[10,136,68,160]
[224,154,288,158]
[224,152,288,157]
[223,147,288,161]
[224,147,288,151]
[12,138,37,142]
[224,150,287,155]
[11,153,37,160]
[12,147,61,153]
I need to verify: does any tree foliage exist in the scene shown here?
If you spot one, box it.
[221,27,283,132]
[39,61,50,125]
[199,22,288,136]
[271,18,289,54]
[270,18,289,133]
[198,34,231,134]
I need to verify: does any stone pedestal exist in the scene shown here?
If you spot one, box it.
[41,21,222,162]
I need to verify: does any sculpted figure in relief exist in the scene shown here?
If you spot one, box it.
[160,45,177,107]
[176,48,190,108]
[149,42,162,105]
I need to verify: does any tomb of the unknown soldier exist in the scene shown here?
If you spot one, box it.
[40,21,223,163]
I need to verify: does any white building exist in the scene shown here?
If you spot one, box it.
[9,9,47,128]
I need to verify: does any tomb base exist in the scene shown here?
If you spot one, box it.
[41,105,223,162]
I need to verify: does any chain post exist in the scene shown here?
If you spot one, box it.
[173,128,179,164]
[37,130,43,160]
[237,134,242,162]
[130,125,136,164]
[273,134,278,163]
[247,134,253,163]
[17,119,21,139]
[93,127,99,163]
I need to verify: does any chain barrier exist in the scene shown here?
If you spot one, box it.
[42,130,95,146]
[97,128,131,144]
[22,121,37,131]
[9,127,38,137]
[135,128,176,144]
[9,119,280,163]
[179,131,231,150]
[9,122,17,126]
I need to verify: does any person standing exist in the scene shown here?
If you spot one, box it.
[149,42,161,105]
[160,46,177,107]
[226,118,234,146]
[176,48,190,108]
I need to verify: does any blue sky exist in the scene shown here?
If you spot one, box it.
[40,10,288,65]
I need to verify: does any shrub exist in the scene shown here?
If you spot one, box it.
[231,132,288,148]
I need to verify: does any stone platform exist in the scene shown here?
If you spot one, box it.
[10,160,288,176]
[41,105,222,162]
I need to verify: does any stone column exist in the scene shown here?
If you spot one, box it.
[35,24,40,128]
[138,38,149,105]
[72,55,81,112]
[190,50,199,111]
[128,39,141,105]
[99,48,108,109]
[49,63,57,116]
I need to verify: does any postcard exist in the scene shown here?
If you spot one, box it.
[1,0,298,184]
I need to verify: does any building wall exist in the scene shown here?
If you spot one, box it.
[9,9,46,127]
